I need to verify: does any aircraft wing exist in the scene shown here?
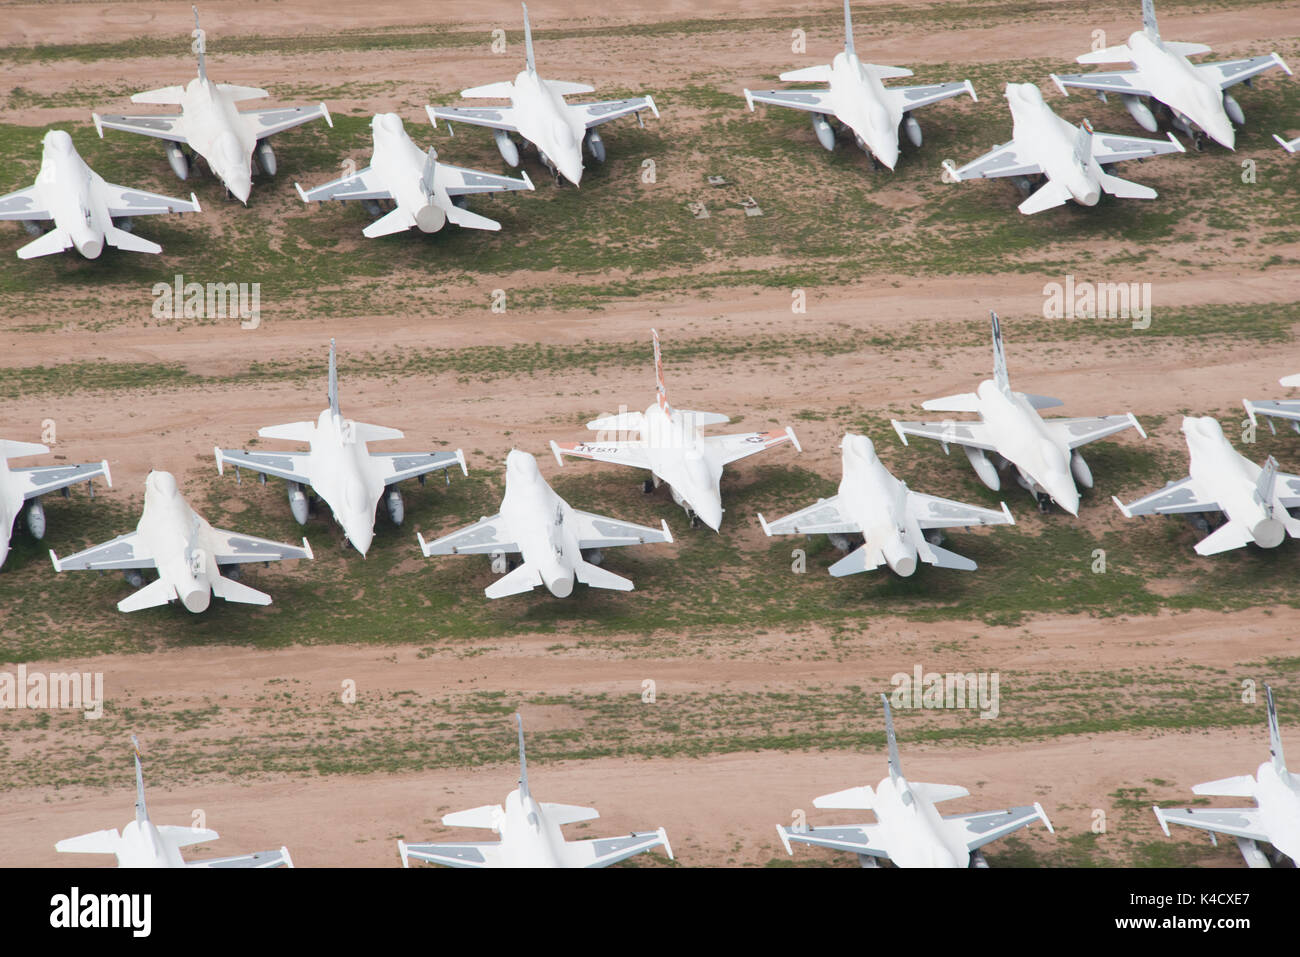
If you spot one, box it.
[1195,53,1291,91]
[12,460,110,500]
[743,88,834,115]
[571,510,673,550]
[242,102,332,138]
[51,531,155,571]
[215,448,313,485]
[418,515,518,555]
[946,803,1053,852]
[427,105,520,133]
[1044,413,1144,449]
[297,166,392,203]
[0,185,50,221]
[908,491,1013,530]
[1050,70,1153,98]
[207,528,313,565]
[1114,476,1218,517]
[944,139,1042,180]
[758,495,860,536]
[1154,805,1269,843]
[187,846,293,868]
[99,182,201,218]
[1091,130,1185,164]
[891,418,998,452]
[1244,398,1300,429]
[93,112,187,142]
[711,427,801,465]
[373,449,467,486]
[551,439,653,470]
[399,840,504,868]
[894,79,977,113]
[574,96,659,129]
[564,828,673,868]
[777,822,889,860]
[438,164,534,196]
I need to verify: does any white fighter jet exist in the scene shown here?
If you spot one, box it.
[216,340,466,557]
[777,695,1053,868]
[1154,686,1300,867]
[0,439,109,568]
[550,329,801,530]
[892,312,1146,515]
[418,449,672,599]
[50,470,312,613]
[1051,0,1291,150]
[426,3,658,186]
[1245,373,1300,433]
[758,433,1014,576]
[1113,416,1300,555]
[56,736,292,868]
[942,82,1184,214]
[296,112,534,237]
[743,0,976,170]
[1276,134,1300,153]
[92,6,332,204]
[0,130,200,259]
[399,715,672,868]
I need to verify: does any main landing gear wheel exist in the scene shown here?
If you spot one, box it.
[642,479,655,494]
[1036,492,1051,513]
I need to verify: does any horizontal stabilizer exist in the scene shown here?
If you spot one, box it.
[920,392,980,413]
[1192,774,1257,798]
[545,80,596,96]
[541,803,601,825]
[17,228,73,259]
[446,204,501,231]
[924,542,977,571]
[677,410,731,427]
[911,782,971,804]
[485,561,544,599]
[216,83,270,102]
[1164,41,1212,57]
[1077,44,1133,64]
[105,224,161,254]
[363,207,417,238]
[258,421,316,443]
[118,577,177,613]
[779,64,833,82]
[1194,520,1253,556]
[55,828,121,855]
[0,440,49,459]
[864,64,914,79]
[157,825,221,848]
[1097,172,1156,200]
[211,574,272,606]
[1019,179,1072,214]
[575,560,634,592]
[442,804,503,829]
[1020,393,1064,410]
[349,422,404,443]
[131,85,187,104]
[587,411,646,433]
[829,544,883,577]
[813,785,875,810]
[461,81,516,98]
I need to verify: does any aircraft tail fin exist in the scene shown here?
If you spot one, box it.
[923,541,978,571]
[522,2,536,71]
[1266,684,1287,774]
[813,784,875,809]
[130,85,188,105]
[843,0,855,55]
[132,735,148,823]
[461,81,517,98]
[55,828,123,856]
[484,561,543,598]
[328,338,339,416]
[541,802,600,825]
[362,206,417,238]
[117,577,177,613]
[1073,119,1095,164]
[105,225,161,255]
[441,803,504,829]
[516,713,529,800]
[1018,179,1073,214]
[16,227,73,260]
[828,544,883,577]
[1191,774,1257,798]
[652,328,672,415]
[446,204,502,231]
[911,782,971,804]
[575,560,634,591]
[420,147,437,195]
[1097,171,1157,200]
[1193,519,1254,556]
[990,311,1010,392]
[881,693,903,782]
[1141,0,1159,39]
[1256,455,1279,505]
[157,824,220,848]
[192,5,206,82]
[211,574,271,605]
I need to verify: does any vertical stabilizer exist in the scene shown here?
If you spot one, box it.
[421,147,438,196]
[522,3,536,72]
[1266,685,1287,773]
[1073,119,1095,165]
[328,338,339,416]
[652,328,672,415]
[132,735,149,824]
[1141,0,1160,39]
[843,0,856,55]
[516,713,530,800]
[880,694,903,782]
[990,311,1010,392]
[192,5,207,83]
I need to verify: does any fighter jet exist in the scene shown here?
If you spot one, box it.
[56,736,292,868]
[1051,0,1291,150]
[1154,685,1300,867]
[892,312,1146,515]
[777,695,1053,868]
[942,82,1184,214]
[92,6,332,203]
[758,433,1014,576]
[399,715,673,868]
[1113,416,1300,555]
[0,439,109,568]
[215,339,466,556]
[296,112,534,237]
[1244,373,1300,433]
[550,329,801,530]
[426,3,658,186]
[743,0,976,170]
[0,130,200,259]
[418,449,672,599]
[50,470,312,613]
[1276,134,1300,153]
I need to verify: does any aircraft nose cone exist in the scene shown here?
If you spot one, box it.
[228,174,252,204]
[345,520,374,557]
[182,588,211,613]
[877,145,899,171]
[696,499,723,531]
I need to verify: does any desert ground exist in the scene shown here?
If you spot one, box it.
[0,0,1297,867]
